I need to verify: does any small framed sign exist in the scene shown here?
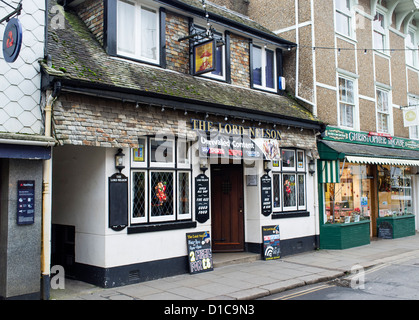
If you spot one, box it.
[17,180,35,225]
[3,18,23,63]
[192,39,216,75]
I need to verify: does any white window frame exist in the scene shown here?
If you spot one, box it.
[406,27,418,68]
[149,170,176,223]
[131,137,148,168]
[116,0,160,64]
[297,173,306,211]
[338,75,358,130]
[252,45,277,93]
[177,139,191,169]
[149,137,175,168]
[376,88,392,134]
[177,171,192,220]
[283,173,298,212]
[373,9,388,53]
[334,0,353,38]
[281,149,296,172]
[273,172,282,212]
[131,170,148,224]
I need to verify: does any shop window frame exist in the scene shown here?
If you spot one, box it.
[272,149,308,216]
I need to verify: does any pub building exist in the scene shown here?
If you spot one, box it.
[318,127,419,250]
[42,0,323,287]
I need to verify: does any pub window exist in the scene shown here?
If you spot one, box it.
[115,0,160,64]
[252,44,277,92]
[130,136,192,224]
[272,149,307,213]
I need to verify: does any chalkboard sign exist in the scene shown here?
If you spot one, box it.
[195,174,210,223]
[17,180,35,225]
[261,174,272,216]
[262,225,281,260]
[186,231,213,274]
[109,173,128,231]
[378,221,393,239]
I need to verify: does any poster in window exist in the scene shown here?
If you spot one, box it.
[193,39,216,75]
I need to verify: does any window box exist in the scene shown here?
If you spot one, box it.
[320,220,370,249]
[377,215,415,239]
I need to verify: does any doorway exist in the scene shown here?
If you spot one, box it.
[211,164,244,252]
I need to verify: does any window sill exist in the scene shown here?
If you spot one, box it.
[272,211,310,219]
[128,220,197,234]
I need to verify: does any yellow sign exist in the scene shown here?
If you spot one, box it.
[193,40,215,75]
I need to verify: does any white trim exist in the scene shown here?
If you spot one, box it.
[177,171,192,220]
[359,94,375,102]
[130,170,148,224]
[316,82,337,91]
[149,170,176,223]
[346,156,419,166]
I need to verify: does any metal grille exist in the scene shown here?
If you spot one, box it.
[132,172,146,218]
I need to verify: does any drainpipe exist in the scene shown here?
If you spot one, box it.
[41,81,61,300]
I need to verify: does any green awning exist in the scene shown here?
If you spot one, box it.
[318,160,340,183]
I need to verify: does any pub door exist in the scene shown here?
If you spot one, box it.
[211,164,244,252]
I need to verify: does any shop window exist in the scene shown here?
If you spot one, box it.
[116,0,160,64]
[335,0,352,37]
[324,163,371,224]
[338,76,356,128]
[252,45,277,92]
[272,149,307,213]
[376,89,391,134]
[378,165,413,217]
[130,136,192,224]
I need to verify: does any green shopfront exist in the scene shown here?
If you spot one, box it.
[318,127,419,249]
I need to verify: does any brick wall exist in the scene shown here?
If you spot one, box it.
[166,12,190,74]
[76,0,104,45]
[230,33,250,87]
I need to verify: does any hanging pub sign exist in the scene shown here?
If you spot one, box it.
[192,39,216,75]
[261,174,272,216]
[3,18,23,63]
[262,225,281,260]
[17,180,35,225]
[195,174,210,223]
[186,231,213,274]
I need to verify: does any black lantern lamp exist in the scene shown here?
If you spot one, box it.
[309,159,316,175]
[115,148,125,173]
[200,159,208,174]
[263,159,271,173]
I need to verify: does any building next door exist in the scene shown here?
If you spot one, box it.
[211,164,244,252]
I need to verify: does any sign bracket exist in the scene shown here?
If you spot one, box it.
[0,0,22,25]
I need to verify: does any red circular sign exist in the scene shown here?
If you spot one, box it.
[3,18,22,63]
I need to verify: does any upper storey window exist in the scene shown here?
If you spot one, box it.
[252,45,277,92]
[406,28,418,68]
[373,11,387,52]
[335,0,352,37]
[116,0,160,64]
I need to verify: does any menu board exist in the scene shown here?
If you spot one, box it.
[261,174,272,216]
[186,231,213,274]
[17,180,35,225]
[262,225,281,260]
[108,173,128,231]
[195,174,210,223]
[378,221,393,239]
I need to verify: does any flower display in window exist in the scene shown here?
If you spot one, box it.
[154,181,167,206]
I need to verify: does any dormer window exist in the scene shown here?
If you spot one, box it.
[116,0,160,64]
[251,44,277,92]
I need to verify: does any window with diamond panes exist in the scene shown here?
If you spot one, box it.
[150,171,175,221]
[131,171,147,223]
[178,171,191,219]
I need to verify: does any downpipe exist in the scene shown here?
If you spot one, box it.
[41,81,61,300]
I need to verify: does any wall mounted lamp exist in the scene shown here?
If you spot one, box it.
[115,148,125,173]
[308,159,316,176]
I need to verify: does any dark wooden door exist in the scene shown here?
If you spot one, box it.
[211,164,244,252]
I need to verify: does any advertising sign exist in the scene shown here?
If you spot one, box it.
[195,174,210,223]
[261,174,272,216]
[262,225,280,260]
[3,18,22,63]
[186,231,213,274]
[17,180,35,225]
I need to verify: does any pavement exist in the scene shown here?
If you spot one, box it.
[50,233,419,300]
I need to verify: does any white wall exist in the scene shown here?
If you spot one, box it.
[0,0,45,135]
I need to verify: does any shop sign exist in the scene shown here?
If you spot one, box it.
[378,221,393,239]
[323,126,419,151]
[195,174,210,223]
[191,119,282,141]
[261,174,272,216]
[403,107,419,127]
[17,180,35,225]
[186,231,213,274]
[192,39,216,76]
[2,18,23,63]
[262,225,280,260]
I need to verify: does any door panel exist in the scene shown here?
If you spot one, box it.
[211,164,244,252]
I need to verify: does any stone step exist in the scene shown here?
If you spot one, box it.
[213,252,261,268]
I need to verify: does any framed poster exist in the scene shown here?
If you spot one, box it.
[17,180,35,225]
[186,231,213,274]
[193,39,216,75]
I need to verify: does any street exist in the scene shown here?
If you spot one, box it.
[259,255,419,300]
